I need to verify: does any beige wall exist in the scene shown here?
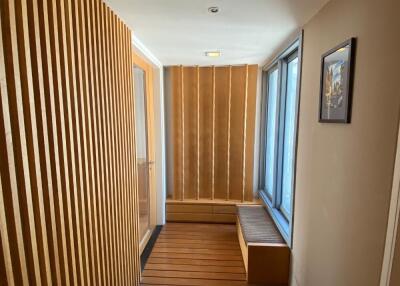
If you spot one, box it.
[291,0,400,285]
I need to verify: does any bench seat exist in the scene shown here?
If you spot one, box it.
[237,205,290,285]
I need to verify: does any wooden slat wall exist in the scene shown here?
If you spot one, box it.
[166,65,258,202]
[0,0,141,285]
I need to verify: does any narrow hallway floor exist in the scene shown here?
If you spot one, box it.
[140,222,250,285]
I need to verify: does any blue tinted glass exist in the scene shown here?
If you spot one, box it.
[265,69,279,197]
[281,57,298,215]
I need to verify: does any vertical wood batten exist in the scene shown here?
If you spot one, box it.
[1,0,140,284]
[28,0,60,283]
[103,5,113,285]
[211,66,216,200]
[98,4,108,284]
[93,1,106,284]
[20,0,53,284]
[242,65,249,202]
[180,65,185,201]
[37,0,63,283]
[77,0,95,283]
[196,66,200,201]
[89,0,102,282]
[4,0,42,284]
[227,66,232,201]
[71,0,91,283]
[110,11,121,285]
[47,0,75,282]
[63,0,85,283]
[167,65,257,203]
[0,11,28,284]
[56,0,81,283]
[0,176,14,286]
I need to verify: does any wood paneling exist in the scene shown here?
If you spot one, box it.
[165,200,259,224]
[0,0,141,285]
[166,65,258,203]
[141,223,250,286]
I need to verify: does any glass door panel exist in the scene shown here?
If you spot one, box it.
[134,66,150,243]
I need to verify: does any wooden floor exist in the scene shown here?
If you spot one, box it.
[141,223,251,286]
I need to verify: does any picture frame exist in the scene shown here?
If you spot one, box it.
[319,38,356,123]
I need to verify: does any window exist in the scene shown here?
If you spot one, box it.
[259,38,301,246]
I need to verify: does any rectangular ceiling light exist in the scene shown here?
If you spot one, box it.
[205,51,221,57]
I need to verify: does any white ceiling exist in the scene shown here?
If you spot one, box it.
[105,0,329,66]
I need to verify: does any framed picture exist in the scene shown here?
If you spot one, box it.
[319,38,356,123]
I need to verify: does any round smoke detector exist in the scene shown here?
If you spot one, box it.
[208,6,219,14]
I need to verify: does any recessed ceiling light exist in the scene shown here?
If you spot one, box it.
[208,6,219,14]
[205,51,221,57]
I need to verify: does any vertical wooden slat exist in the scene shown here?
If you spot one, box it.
[0,24,29,281]
[70,0,91,283]
[36,0,63,283]
[19,0,53,284]
[3,0,42,284]
[245,65,258,202]
[227,66,232,200]
[109,11,121,285]
[48,0,76,282]
[167,64,257,203]
[214,66,229,200]
[84,0,101,283]
[183,67,197,200]
[115,19,127,286]
[198,67,213,199]
[92,1,106,284]
[0,0,140,284]
[103,6,114,285]
[196,66,200,201]
[56,0,81,284]
[0,175,14,286]
[242,65,249,202]
[211,66,216,200]
[181,65,185,201]
[63,0,85,284]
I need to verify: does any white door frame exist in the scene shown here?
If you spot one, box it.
[380,118,400,286]
[132,35,166,226]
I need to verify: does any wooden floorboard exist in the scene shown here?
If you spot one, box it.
[141,223,256,285]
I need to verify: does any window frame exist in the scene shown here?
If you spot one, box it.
[258,33,303,247]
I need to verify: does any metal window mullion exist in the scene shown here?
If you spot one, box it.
[274,59,287,209]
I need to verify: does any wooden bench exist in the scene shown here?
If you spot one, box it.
[237,205,290,285]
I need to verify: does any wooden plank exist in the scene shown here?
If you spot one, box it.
[154,242,240,250]
[143,269,246,281]
[141,276,249,286]
[166,213,236,223]
[214,66,230,200]
[150,251,243,261]
[152,246,241,255]
[198,67,213,199]
[156,238,239,246]
[213,205,237,214]
[166,204,213,213]
[245,65,258,201]
[147,257,244,267]
[145,262,245,273]
[237,218,248,273]
[229,66,247,201]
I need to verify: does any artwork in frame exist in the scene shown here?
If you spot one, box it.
[319,38,356,123]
